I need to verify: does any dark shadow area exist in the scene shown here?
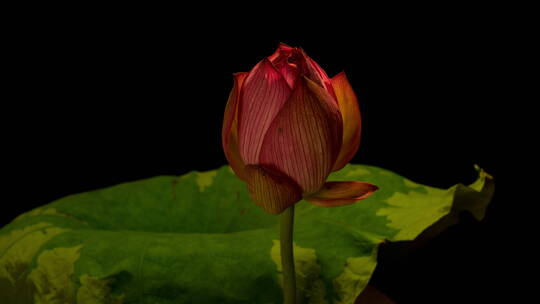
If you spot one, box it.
[371,192,508,303]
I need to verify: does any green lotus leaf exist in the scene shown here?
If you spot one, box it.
[0,164,493,303]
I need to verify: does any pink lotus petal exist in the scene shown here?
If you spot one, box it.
[274,62,298,89]
[244,164,302,214]
[331,72,362,171]
[304,181,378,207]
[269,43,299,89]
[222,72,248,180]
[304,55,338,106]
[238,58,292,165]
[259,77,343,195]
[268,42,294,62]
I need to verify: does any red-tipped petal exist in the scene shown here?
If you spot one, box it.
[303,55,338,106]
[275,63,298,89]
[259,77,342,195]
[222,72,248,180]
[268,43,299,89]
[304,181,378,207]
[244,164,302,214]
[268,42,294,62]
[238,58,292,165]
[331,72,362,172]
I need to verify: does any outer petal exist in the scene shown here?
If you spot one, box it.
[259,77,342,195]
[222,72,248,180]
[244,164,302,214]
[303,54,338,106]
[304,181,378,207]
[331,72,362,172]
[238,58,292,164]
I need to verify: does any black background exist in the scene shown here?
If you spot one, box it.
[4,9,512,303]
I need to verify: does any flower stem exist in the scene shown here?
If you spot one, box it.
[280,205,296,304]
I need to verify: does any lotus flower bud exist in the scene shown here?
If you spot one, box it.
[222,43,378,214]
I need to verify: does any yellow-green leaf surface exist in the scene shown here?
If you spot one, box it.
[0,164,493,303]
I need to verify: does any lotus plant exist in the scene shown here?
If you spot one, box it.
[222,43,378,303]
